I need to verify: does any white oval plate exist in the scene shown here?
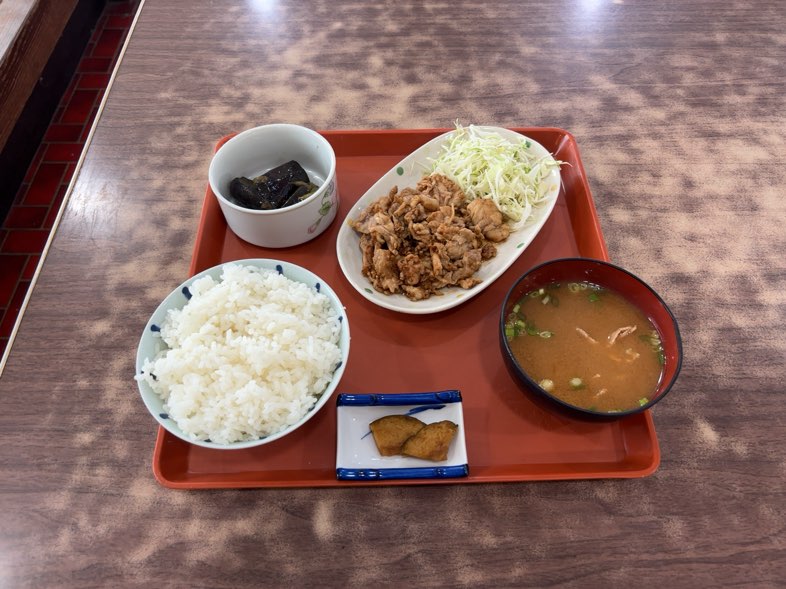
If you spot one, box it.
[335,126,561,314]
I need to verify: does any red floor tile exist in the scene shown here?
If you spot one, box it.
[107,15,133,28]
[44,208,59,230]
[84,106,101,138]
[44,186,69,229]
[61,89,99,124]
[91,16,108,41]
[0,281,30,337]
[22,163,67,205]
[4,206,48,229]
[108,1,136,15]
[53,105,66,123]
[78,57,113,73]
[78,73,111,89]
[22,147,44,183]
[44,123,84,142]
[0,255,27,307]
[12,183,29,209]
[80,116,95,141]
[92,29,124,58]
[43,143,84,162]
[61,76,80,106]
[1,230,50,254]
[23,255,40,280]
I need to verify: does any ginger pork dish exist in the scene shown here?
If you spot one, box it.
[349,173,510,300]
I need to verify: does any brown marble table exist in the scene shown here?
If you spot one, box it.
[1,0,784,586]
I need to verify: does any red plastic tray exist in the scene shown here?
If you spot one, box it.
[152,128,660,489]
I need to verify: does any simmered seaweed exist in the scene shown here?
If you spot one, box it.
[228,160,318,210]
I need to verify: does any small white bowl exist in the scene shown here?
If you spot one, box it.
[208,124,338,248]
[135,259,350,450]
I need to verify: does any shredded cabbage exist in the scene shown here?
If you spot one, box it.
[430,124,562,227]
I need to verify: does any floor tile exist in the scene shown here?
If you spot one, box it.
[45,124,84,142]
[22,163,67,205]
[1,230,50,254]
[23,255,40,280]
[80,110,100,141]
[91,16,108,41]
[23,148,44,182]
[93,29,124,58]
[61,76,80,107]
[107,15,133,28]
[61,89,99,124]
[4,206,48,229]
[53,105,66,123]
[44,186,69,229]
[12,183,29,207]
[78,73,111,89]
[0,281,30,337]
[0,255,27,307]
[43,143,84,162]
[108,1,136,15]
[78,57,113,73]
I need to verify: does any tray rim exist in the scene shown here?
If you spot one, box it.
[151,126,659,489]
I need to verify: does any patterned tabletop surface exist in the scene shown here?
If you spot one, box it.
[0,0,784,586]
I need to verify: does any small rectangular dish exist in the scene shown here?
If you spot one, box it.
[336,390,469,481]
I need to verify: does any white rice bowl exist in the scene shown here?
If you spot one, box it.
[135,260,349,449]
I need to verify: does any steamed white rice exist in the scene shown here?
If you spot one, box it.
[137,263,343,444]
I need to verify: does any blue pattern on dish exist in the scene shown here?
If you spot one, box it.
[336,390,462,406]
[337,465,469,481]
[406,404,446,415]
[181,286,192,300]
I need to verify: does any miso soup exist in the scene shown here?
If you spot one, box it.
[505,281,664,413]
